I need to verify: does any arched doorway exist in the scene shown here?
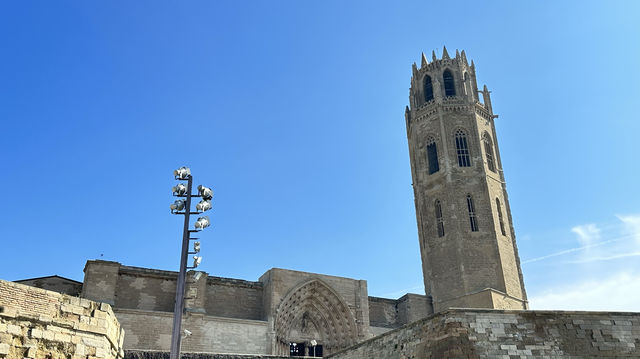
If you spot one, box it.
[274,280,359,356]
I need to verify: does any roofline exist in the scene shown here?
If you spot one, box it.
[14,275,82,285]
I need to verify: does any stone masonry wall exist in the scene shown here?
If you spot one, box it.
[125,350,289,359]
[0,279,124,359]
[114,309,268,354]
[327,309,640,358]
[15,277,82,297]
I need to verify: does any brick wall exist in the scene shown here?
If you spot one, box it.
[0,279,124,359]
[327,309,640,358]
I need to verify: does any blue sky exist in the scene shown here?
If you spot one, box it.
[1,1,639,311]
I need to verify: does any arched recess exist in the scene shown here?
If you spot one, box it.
[273,279,359,356]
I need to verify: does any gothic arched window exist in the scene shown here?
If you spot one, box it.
[483,133,496,172]
[423,75,434,102]
[454,129,471,167]
[443,69,456,97]
[467,194,478,232]
[496,198,506,235]
[435,200,445,237]
[426,136,439,174]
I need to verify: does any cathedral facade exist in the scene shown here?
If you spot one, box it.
[15,49,532,357]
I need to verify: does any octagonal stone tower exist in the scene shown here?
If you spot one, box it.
[405,48,528,312]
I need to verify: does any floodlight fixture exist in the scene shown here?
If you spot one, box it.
[195,200,212,212]
[172,184,187,196]
[174,167,191,180]
[193,241,201,253]
[192,271,203,281]
[193,255,202,267]
[310,340,317,346]
[170,200,186,213]
[194,216,210,230]
[183,329,192,337]
[197,185,213,200]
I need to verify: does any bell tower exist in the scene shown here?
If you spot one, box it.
[405,47,528,312]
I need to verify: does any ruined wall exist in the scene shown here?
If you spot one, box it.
[114,309,268,354]
[327,309,640,358]
[0,279,124,359]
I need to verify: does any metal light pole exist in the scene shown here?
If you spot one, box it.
[169,167,212,359]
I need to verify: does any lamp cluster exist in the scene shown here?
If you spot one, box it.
[171,166,213,269]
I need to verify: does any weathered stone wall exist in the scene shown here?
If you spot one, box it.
[125,350,289,359]
[15,276,82,297]
[368,294,430,330]
[327,309,640,358]
[82,261,264,321]
[204,278,263,320]
[368,297,398,328]
[0,279,124,359]
[114,309,268,354]
[114,270,176,312]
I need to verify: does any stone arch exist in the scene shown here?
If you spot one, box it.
[274,279,359,356]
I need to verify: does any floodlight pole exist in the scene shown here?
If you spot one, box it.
[170,174,193,359]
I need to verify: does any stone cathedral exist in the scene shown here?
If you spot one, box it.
[10,49,637,358]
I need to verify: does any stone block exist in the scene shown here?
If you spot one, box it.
[95,347,107,358]
[54,332,72,343]
[29,329,43,339]
[0,306,17,318]
[7,324,22,336]
[0,343,9,355]
[80,299,92,309]
[92,310,108,320]
[42,331,55,341]
[26,347,37,358]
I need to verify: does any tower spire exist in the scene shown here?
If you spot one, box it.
[421,52,428,67]
[442,46,450,60]
[432,50,437,62]
[455,49,460,58]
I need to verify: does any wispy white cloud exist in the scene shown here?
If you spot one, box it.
[522,236,623,264]
[571,223,600,247]
[523,214,640,264]
[529,271,640,312]
[618,214,640,244]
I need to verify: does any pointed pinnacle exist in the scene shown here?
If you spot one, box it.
[471,59,475,68]
[483,84,489,92]
[442,46,450,59]
[412,62,418,75]
[461,50,468,64]
[455,49,460,58]
[432,50,437,62]
[421,52,428,67]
